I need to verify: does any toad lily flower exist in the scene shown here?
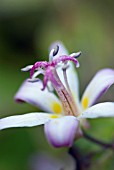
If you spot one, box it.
[1,42,114,148]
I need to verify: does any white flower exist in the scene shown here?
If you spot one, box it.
[0,41,114,148]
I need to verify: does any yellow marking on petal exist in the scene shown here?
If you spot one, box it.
[82,97,89,109]
[50,115,59,119]
[52,102,62,114]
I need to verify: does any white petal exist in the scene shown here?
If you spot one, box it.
[81,69,114,109]
[44,116,80,147]
[0,112,52,130]
[15,79,63,114]
[79,102,114,119]
[49,41,80,109]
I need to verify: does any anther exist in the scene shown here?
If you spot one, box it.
[28,78,40,82]
[53,45,59,56]
[70,51,81,58]
[21,65,33,72]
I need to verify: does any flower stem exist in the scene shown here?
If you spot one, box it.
[83,131,114,149]
[69,146,101,170]
[68,146,83,170]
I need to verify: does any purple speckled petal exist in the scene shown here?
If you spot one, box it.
[14,79,63,114]
[44,116,80,148]
[79,102,114,119]
[81,68,114,109]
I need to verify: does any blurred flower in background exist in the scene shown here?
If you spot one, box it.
[30,152,75,170]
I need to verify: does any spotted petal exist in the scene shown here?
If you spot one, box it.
[0,112,52,130]
[81,69,114,109]
[15,79,63,114]
[44,116,80,147]
[49,41,80,107]
[79,102,114,119]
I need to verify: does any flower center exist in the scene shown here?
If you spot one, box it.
[28,46,81,116]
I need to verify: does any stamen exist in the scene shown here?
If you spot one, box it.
[32,69,44,79]
[30,53,80,78]
[62,66,79,116]
[47,81,54,92]
[28,78,39,82]
[53,55,80,68]
[28,51,80,116]
[42,67,79,116]
[53,45,59,56]
[21,65,33,72]
[49,45,59,62]
[42,67,60,91]
[62,66,71,92]
[70,51,81,58]
[28,68,45,83]
[30,61,48,78]
[42,74,48,91]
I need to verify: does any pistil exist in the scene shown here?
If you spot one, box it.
[62,66,79,116]
[43,66,79,116]
[28,49,81,117]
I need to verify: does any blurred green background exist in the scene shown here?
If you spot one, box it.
[0,0,114,169]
